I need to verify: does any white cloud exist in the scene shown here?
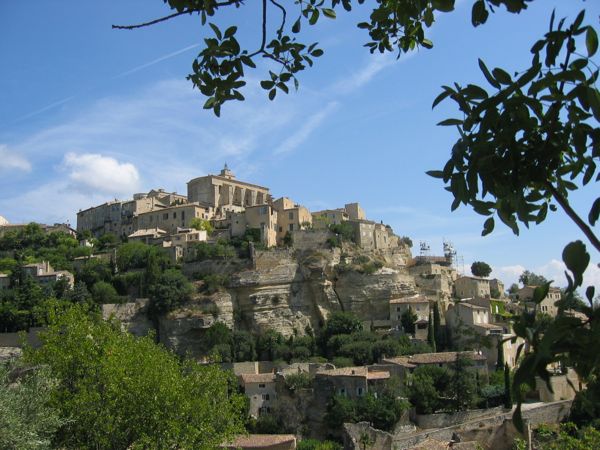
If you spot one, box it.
[273,101,339,155]
[62,152,140,196]
[0,144,31,172]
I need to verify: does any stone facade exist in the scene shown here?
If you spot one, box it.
[187,165,270,212]
[454,276,491,299]
[516,286,562,317]
[314,366,389,399]
[241,372,278,417]
[16,261,75,290]
[272,197,312,243]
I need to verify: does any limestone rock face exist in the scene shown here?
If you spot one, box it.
[101,299,153,337]
[158,290,234,357]
[334,268,417,320]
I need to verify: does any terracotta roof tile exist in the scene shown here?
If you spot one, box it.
[223,434,296,448]
[382,351,486,366]
[240,373,276,384]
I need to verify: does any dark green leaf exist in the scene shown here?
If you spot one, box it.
[268,89,276,100]
[471,0,488,27]
[311,49,324,57]
[562,240,590,288]
[478,59,500,89]
[426,170,444,179]
[292,18,301,34]
[224,26,237,39]
[431,89,452,109]
[432,0,455,13]
[586,26,598,57]
[532,283,551,304]
[209,23,222,40]
[421,39,433,49]
[482,217,494,236]
[437,118,463,126]
[588,197,600,226]
[260,80,275,90]
[492,68,512,85]
[322,8,336,19]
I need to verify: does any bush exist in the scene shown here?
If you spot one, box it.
[285,372,312,391]
[199,273,229,294]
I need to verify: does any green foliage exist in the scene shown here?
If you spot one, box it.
[283,231,293,247]
[400,236,413,248]
[91,280,121,304]
[148,268,194,315]
[117,241,168,272]
[331,356,353,368]
[470,261,492,277]
[533,422,600,450]
[298,439,343,450]
[127,1,532,115]
[400,307,417,334]
[285,372,312,392]
[189,217,214,233]
[329,222,355,243]
[504,363,513,409]
[518,270,548,287]
[189,240,236,261]
[0,364,65,450]
[199,273,229,294]
[325,393,408,432]
[23,305,245,448]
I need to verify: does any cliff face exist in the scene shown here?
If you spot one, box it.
[108,232,416,356]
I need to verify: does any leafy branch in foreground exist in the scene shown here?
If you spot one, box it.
[430,9,599,252]
[113,0,532,115]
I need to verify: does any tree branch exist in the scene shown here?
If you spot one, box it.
[270,0,287,37]
[112,1,244,30]
[249,0,268,57]
[545,182,600,253]
[112,11,190,30]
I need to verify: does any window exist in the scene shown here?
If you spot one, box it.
[338,387,346,396]
[258,383,265,388]
[163,213,168,220]
[261,394,270,401]
[289,224,294,231]
[289,211,294,220]
[261,206,268,215]
[356,387,364,396]
[173,212,177,218]
[181,211,185,220]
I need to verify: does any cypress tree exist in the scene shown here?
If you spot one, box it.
[433,301,444,351]
[496,338,505,371]
[427,311,436,352]
[504,363,513,409]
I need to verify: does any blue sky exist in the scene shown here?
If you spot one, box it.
[1,1,599,290]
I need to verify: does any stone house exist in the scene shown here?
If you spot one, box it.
[20,261,74,289]
[389,295,430,340]
[311,208,349,228]
[453,276,491,299]
[223,434,297,450]
[408,262,458,309]
[344,202,366,221]
[134,203,213,235]
[380,351,487,377]
[272,197,312,243]
[127,228,168,245]
[314,366,390,400]
[240,373,278,417]
[489,278,505,298]
[229,204,278,247]
[348,220,376,250]
[516,286,562,317]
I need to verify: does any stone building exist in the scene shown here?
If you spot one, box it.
[240,373,278,417]
[311,209,349,228]
[187,164,270,214]
[314,366,390,400]
[408,262,458,308]
[227,204,279,247]
[516,286,562,317]
[348,220,376,250]
[134,203,213,235]
[272,197,312,243]
[380,351,487,377]
[6,261,75,290]
[389,295,430,340]
[454,276,491,299]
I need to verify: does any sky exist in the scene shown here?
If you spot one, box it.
[0,1,599,291]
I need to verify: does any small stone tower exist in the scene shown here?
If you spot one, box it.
[220,163,235,180]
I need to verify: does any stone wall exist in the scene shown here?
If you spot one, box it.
[411,406,506,429]
[102,299,153,336]
[291,229,333,251]
[0,327,43,348]
[536,369,582,402]
[344,401,573,450]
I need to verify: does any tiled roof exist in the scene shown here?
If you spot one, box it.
[457,302,487,310]
[223,434,296,448]
[240,373,276,384]
[382,351,486,366]
[316,366,368,377]
[367,370,390,380]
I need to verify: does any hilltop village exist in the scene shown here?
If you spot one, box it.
[0,166,581,449]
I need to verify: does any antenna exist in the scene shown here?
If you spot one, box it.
[419,241,430,257]
[443,239,457,267]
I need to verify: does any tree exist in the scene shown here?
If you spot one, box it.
[190,217,214,233]
[470,261,492,278]
[496,337,505,372]
[91,280,120,304]
[400,307,417,335]
[433,301,446,351]
[451,353,477,412]
[148,268,194,315]
[0,364,65,450]
[518,270,548,287]
[427,312,436,352]
[504,363,513,409]
[23,305,245,449]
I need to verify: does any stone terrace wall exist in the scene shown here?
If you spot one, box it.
[292,230,333,251]
[344,401,573,450]
[411,406,506,429]
[0,327,43,348]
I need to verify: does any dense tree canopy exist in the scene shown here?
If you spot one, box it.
[24,305,245,449]
[471,261,492,277]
